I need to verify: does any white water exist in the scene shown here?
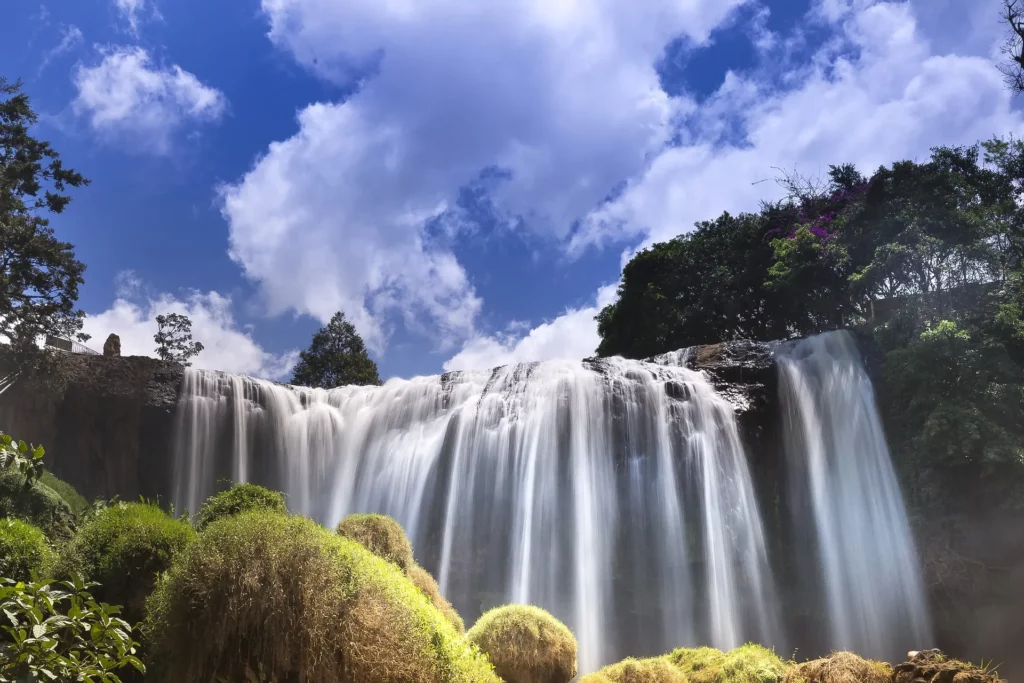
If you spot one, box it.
[777,331,933,661]
[172,355,782,672]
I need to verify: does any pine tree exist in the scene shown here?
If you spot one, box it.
[291,312,381,388]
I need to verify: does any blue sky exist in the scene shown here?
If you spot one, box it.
[2,0,1019,381]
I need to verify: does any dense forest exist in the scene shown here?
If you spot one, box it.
[597,139,1024,513]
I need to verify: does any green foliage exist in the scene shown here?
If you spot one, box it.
[0,433,44,488]
[56,502,196,623]
[666,644,790,683]
[291,311,381,388]
[0,575,145,683]
[39,470,92,520]
[407,563,465,633]
[0,518,54,582]
[336,512,414,571]
[145,510,497,683]
[580,657,687,683]
[0,77,89,362]
[153,312,204,366]
[0,467,77,543]
[467,604,578,683]
[195,482,287,530]
[880,319,1024,509]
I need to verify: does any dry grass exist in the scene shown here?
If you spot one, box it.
[580,657,688,683]
[145,510,496,683]
[408,563,465,633]
[668,644,790,683]
[336,513,414,571]
[467,604,578,683]
[784,651,891,683]
[892,651,1006,683]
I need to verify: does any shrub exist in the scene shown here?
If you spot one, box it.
[668,644,791,683]
[145,510,498,683]
[408,563,465,633]
[0,575,145,683]
[0,467,77,542]
[336,513,414,571]
[195,482,286,530]
[55,501,196,623]
[0,518,55,581]
[785,651,892,683]
[580,657,688,683]
[467,604,578,683]
[39,470,92,519]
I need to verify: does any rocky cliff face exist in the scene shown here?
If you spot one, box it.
[0,354,182,504]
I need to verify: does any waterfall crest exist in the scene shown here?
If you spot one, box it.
[776,330,933,661]
[173,355,781,672]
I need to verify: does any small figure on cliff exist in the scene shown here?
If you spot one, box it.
[103,333,121,357]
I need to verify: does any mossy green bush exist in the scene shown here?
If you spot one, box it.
[0,467,77,542]
[408,563,465,633]
[336,512,414,571]
[195,482,286,530]
[55,501,196,623]
[144,510,497,683]
[39,470,92,519]
[667,644,790,683]
[0,518,55,581]
[467,604,578,683]
[784,651,891,683]
[580,657,688,683]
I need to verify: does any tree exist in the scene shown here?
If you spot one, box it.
[291,311,381,388]
[0,77,89,358]
[154,313,204,366]
[1000,0,1024,94]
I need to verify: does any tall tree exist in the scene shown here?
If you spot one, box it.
[154,313,204,366]
[291,312,381,388]
[0,77,89,359]
[1000,0,1024,94]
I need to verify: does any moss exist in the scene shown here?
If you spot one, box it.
[0,467,77,542]
[580,657,688,683]
[336,513,414,571]
[55,501,196,623]
[195,482,287,530]
[668,644,790,683]
[0,518,55,581]
[145,510,497,683]
[39,470,92,519]
[784,652,891,683]
[408,563,465,633]
[467,604,578,683]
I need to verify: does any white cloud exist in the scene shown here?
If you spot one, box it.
[572,1,1024,253]
[72,46,226,154]
[443,284,618,371]
[221,0,748,355]
[114,0,157,35]
[82,281,298,380]
[39,25,83,74]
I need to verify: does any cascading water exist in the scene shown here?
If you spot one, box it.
[776,330,933,661]
[172,355,782,672]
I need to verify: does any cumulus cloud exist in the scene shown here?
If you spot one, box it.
[221,0,748,355]
[72,45,226,154]
[443,284,618,371]
[572,0,1024,253]
[82,276,297,380]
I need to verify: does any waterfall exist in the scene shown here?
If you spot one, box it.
[172,355,782,672]
[776,330,933,661]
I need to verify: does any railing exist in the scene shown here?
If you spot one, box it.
[44,336,100,355]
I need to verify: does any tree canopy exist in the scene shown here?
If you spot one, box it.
[154,313,204,366]
[597,137,1024,510]
[291,311,381,388]
[0,78,89,359]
